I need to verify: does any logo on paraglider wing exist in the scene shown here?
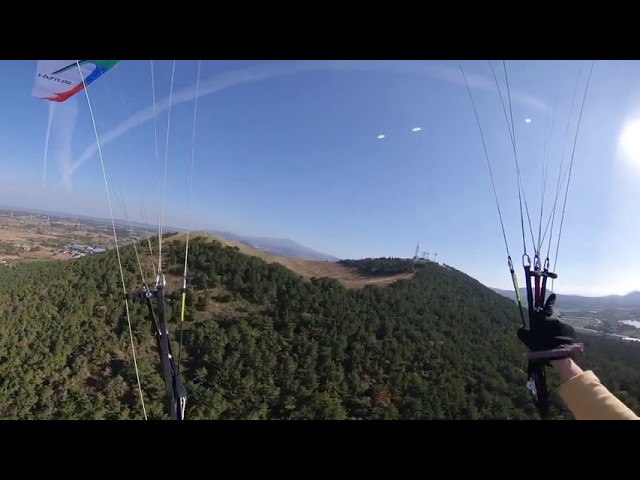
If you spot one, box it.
[51,60,119,76]
[42,60,120,102]
[51,60,90,75]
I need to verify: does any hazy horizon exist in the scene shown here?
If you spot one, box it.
[4,60,640,296]
[3,200,637,299]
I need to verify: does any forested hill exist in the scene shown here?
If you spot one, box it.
[1,235,639,420]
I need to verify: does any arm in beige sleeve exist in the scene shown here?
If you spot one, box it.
[552,358,639,420]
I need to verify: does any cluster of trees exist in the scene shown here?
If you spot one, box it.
[338,258,421,276]
[0,236,639,419]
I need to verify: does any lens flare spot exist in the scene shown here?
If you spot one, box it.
[619,117,640,170]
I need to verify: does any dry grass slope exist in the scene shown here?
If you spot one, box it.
[166,231,414,289]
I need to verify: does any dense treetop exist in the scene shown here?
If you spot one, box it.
[0,236,638,419]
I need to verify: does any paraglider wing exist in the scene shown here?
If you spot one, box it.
[32,60,120,102]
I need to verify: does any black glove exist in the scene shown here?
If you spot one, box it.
[517,293,576,352]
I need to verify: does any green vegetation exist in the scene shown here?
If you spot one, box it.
[0,237,639,419]
[338,258,418,276]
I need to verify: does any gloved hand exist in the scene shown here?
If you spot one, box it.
[517,293,576,352]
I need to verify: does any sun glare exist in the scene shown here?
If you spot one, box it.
[619,117,640,170]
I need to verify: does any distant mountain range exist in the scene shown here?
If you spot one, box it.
[492,287,640,310]
[209,230,339,261]
[0,205,340,262]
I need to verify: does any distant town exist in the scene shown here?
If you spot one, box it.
[64,243,106,257]
[560,309,640,342]
[0,208,149,265]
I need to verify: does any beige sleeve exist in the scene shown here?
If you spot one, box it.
[558,370,639,420]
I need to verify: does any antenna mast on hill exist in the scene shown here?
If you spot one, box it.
[414,242,420,261]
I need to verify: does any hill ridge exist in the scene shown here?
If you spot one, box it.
[165,231,414,289]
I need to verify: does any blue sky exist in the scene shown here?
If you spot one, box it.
[2,59,640,296]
